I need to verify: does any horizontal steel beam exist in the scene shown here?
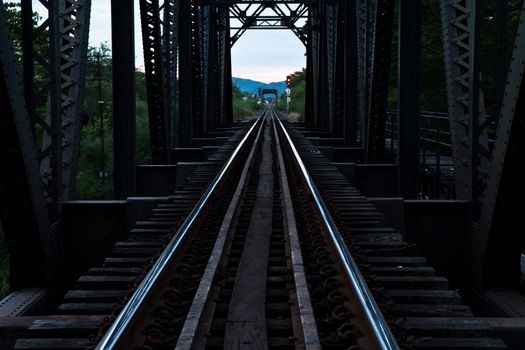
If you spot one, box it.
[213,0,325,4]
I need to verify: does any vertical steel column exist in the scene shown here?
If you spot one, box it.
[325,4,336,133]
[366,0,395,163]
[318,2,330,130]
[305,19,313,127]
[217,7,226,127]
[398,0,421,199]
[441,0,471,200]
[356,0,368,145]
[468,0,481,216]
[179,0,193,146]
[46,0,62,221]
[21,0,34,127]
[57,0,92,200]
[441,0,493,208]
[307,6,320,128]
[163,0,179,149]
[111,0,136,198]
[191,1,203,137]
[140,0,169,164]
[344,0,358,145]
[224,13,233,126]
[21,0,91,205]
[0,3,51,290]
[495,0,508,112]
[332,1,346,138]
[478,3,525,288]
[205,4,218,133]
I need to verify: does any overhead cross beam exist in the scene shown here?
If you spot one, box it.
[228,2,309,46]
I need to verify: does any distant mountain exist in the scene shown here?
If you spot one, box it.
[232,77,287,95]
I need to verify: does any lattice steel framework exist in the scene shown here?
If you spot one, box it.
[479,3,525,289]
[441,0,525,290]
[191,0,204,139]
[227,1,309,45]
[139,0,169,163]
[163,0,180,149]
[0,3,52,290]
[2,0,524,304]
[19,0,92,212]
[365,0,394,163]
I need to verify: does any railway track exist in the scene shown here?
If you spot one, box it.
[13,108,508,350]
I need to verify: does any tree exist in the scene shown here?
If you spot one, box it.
[2,2,47,66]
[277,68,306,117]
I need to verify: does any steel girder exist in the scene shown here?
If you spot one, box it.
[0,3,53,290]
[440,0,490,207]
[139,0,184,156]
[306,7,319,127]
[201,5,210,132]
[304,15,312,126]
[324,3,336,132]
[139,0,169,163]
[219,6,233,126]
[111,0,136,199]
[217,6,227,127]
[191,0,204,138]
[203,4,220,132]
[23,0,92,210]
[332,0,345,138]
[178,0,206,145]
[478,3,525,289]
[356,0,367,145]
[398,0,421,199]
[316,2,330,130]
[441,0,525,290]
[365,0,394,163]
[163,0,180,149]
[356,0,375,147]
[179,0,193,146]
[214,0,319,3]
[343,0,358,146]
[228,2,309,46]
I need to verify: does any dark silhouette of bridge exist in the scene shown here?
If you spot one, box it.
[0,1,524,349]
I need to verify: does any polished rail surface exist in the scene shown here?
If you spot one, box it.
[96,111,266,349]
[272,109,400,350]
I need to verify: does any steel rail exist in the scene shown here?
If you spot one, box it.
[175,109,266,349]
[96,110,267,350]
[272,109,400,350]
[271,116,321,349]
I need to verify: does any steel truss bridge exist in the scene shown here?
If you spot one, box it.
[0,0,525,349]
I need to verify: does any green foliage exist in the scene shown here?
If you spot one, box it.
[75,118,114,199]
[276,68,306,117]
[420,0,447,111]
[232,83,262,120]
[2,2,23,57]
[1,2,44,60]
[136,81,152,165]
[75,45,151,199]
[75,44,114,199]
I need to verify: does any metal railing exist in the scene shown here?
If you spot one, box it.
[96,111,266,349]
[386,111,452,160]
[386,111,454,198]
[273,109,400,350]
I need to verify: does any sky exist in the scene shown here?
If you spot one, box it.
[14,1,306,83]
